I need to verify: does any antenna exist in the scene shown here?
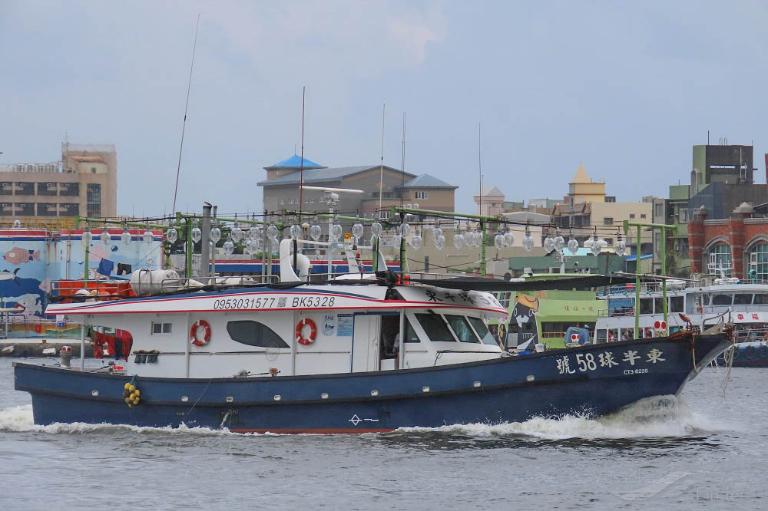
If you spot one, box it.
[378,103,386,217]
[172,14,201,215]
[400,112,407,208]
[298,86,306,220]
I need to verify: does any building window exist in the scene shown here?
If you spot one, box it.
[151,322,172,334]
[87,183,101,217]
[707,242,732,277]
[226,321,289,348]
[37,203,58,217]
[640,213,647,219]
[59,182,80,196]
[14,182,35,195]
[747,242,768,282]
[415,191,428,200]
[629,213,635,219]
[59,203,79,216]
[603,217,614,225]
[37,183,58,196]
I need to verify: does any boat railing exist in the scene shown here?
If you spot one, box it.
[153,274,279,294]
[596,307,636,318]
[733,326,768,342]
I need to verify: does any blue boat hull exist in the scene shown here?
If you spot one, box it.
[14,333,728,433]
[716,342,768,367]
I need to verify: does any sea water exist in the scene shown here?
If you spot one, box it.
[0,358,765,510]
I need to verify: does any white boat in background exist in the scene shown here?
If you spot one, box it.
[596,280,768,342]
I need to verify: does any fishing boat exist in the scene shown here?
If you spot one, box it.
[595,279,768,366]
[13,228,731,432]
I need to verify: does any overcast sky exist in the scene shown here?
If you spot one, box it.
[1,0,767,217]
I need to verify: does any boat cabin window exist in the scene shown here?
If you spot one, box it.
[416,313,455,342]
[151,322,172,334]
[711,294,732,306]
[379,316,421,360]
[653,298,664,314]
[467,317,498,346]
[734,294,753,305]
[404,319,419,343]
[444,315,480,343]
[670,296,684,312]
[596,329,607,343]
[640,298,653,314]
[754,294,768,305]
[226,321,289,348]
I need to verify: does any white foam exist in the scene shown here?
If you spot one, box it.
[0,405,242,436]
[398,396,734,440]
[0,395,734,439]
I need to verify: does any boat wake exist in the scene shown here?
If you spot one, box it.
[0,396,731,440]
[395,396,732,441]
[0,405,246,436]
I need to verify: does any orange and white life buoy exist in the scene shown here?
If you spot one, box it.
[295,318,317,346]
[190,320,212,347]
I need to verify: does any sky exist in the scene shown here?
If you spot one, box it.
[1,0,767,217]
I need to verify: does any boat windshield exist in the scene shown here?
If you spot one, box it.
[467,317,498,345]
[416,313,456,342]
[444,315,480,343]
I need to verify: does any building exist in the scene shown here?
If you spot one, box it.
[473,186,505,216]
[568,163,607,204]
[0,143,117,227]
[258,154,457,219]
[688,202,768,281]
[551,165,653,254]
[655,142,760,276]
[474,186,560,216]
[691,144,753,191]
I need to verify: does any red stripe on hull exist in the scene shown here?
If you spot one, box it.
[229,427,394,434]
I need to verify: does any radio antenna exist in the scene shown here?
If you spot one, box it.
[172,14,200,215]
[298,85,306,220]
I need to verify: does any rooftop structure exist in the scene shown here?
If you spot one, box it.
[0,142,117,228]
[259,154,457,219]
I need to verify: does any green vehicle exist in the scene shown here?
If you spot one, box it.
[493,287,601,350]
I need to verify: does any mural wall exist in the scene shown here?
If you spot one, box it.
[1,228,162,337]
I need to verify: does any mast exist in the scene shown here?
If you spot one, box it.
[296,86,306,271]
[399,112,407,279]
[378,103,386,217]
[172,14,200,215]
[298,86,306,219]
[478,122,486,276]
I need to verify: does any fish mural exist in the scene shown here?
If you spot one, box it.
[0,268,20,282]
[2,293,43,317]
[3,247,40,266]
[1,231,163,328]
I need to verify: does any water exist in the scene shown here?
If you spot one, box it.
[1,359,766,510]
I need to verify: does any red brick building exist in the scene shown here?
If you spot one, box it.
[689,203,768,281]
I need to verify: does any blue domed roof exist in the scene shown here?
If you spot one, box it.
[265,154,324,170]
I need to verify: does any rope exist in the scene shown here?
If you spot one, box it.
[182,377,214,420]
